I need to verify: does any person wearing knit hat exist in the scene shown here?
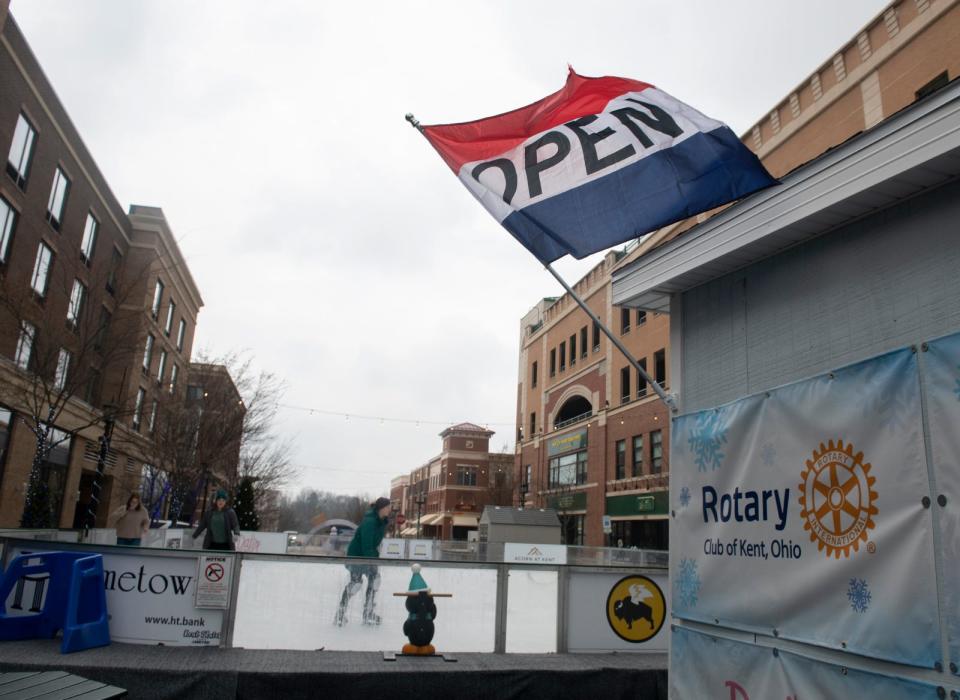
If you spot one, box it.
[192,488,241,551]
[335,497,392,626]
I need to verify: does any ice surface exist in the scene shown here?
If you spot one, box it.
[233,559,499,652]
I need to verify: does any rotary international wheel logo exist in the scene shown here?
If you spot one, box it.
[798,439,878,559]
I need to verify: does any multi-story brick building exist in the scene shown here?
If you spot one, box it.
[0,11,236,530]
[515,0,959,550]
[393,422,514,540]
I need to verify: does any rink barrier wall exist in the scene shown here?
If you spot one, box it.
[0,536,668,654]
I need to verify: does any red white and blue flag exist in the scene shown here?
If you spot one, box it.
[421,69,776,264]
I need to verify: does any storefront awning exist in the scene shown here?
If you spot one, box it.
[418,513,443,526]
[400,527,417,536]
[452,515,479,528]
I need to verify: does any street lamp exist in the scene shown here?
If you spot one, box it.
[414,492,427,539]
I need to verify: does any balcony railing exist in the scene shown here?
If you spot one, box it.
[553,410,592,430]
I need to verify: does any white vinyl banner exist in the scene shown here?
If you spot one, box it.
[922,331,960,676]
[670,348,940,667]
[671,626,940,698]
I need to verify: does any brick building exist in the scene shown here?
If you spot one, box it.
[515,0,959,550]
[0,11,237,530]
[393,422,514,540]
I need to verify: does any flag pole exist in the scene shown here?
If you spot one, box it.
[404,113,676,414]
[542,262,676,414]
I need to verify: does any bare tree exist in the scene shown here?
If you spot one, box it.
[0,247,145,527]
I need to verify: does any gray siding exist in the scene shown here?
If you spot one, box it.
[680,178,960,413]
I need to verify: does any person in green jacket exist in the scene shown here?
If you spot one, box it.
[335,497,391,626]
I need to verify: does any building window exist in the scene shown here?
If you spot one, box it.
[637,309,646,326]
[142,334,154,373]
[165,300,176,336]
[169,364,179,394]
[148,400,158,433]
[654,349,666,387]
[592,320,600,351]
[31,242,53,297]
[531,361,538,388]
[615,439,626,480]
[132,388,145,431]
[0,408,14,477]
[80,213,98,263]
[95,307,111,350]
[176,319,186,351]
[151,279,164,319]
[548,449,587,487]
[456,466,478,486]
[187,384,204,401]
[46,167,70,231]
[156,349,167,384]
[54,348,71,391]
[651,429,663,473]
[549,348,556,377]
[620,366,631,404]
[632,435,644,476]
[67,279,86,327]
[916,71,949,100]
[637,358,648,398]
[83,369,100,406]
[569,334,576,366]
[106,247,121,295]
[530,412,536,435]
[0,195,16,264]
[620,308,630,334]
[563,514,585,546]
[559,341,566,372]
[523,465,531,494]
[580,326,587,359]
[6,113,36,189]
[39,427,72,524]
[15,322,35,370]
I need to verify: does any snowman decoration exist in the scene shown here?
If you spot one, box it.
[397,563,451,655]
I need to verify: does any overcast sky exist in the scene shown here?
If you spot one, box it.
[11,0,889,498]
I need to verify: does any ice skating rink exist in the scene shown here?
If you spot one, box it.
[233,558,559,653]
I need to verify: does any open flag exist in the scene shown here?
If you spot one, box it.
[420,69,777,264]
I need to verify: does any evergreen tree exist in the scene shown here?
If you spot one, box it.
[235,476,260,531]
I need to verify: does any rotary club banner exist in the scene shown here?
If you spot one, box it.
[670,347,941,667]
[921,331,960,676]
[671,626,941,699]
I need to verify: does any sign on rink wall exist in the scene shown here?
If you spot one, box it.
[670,347,941,667]
[671,626,940,698]
[921,331,960,676]
[566,571,668,652]
[504,543,567,565]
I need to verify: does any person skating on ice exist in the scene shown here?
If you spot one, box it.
[335,497,391,626]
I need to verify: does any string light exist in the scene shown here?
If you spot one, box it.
[278,403,514,427]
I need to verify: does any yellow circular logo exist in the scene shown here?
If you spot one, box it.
[798,439,878,559]
[605,575,666,643]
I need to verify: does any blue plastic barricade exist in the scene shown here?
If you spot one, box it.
[0,551,110,653]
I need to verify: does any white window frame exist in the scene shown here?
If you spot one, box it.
[6,113,36,188]
[151,279,164,319]
[0,195,16,264]
[168,364,179,394]
[54,348,71,391]
[164,299,176,335]
[46,166,70,229]
[176,318,186,351]
[67,279,86,326]
[156,349,167,384]
[31,242,52,296]
[148,399,158,433]
[15,321,35,370]
[142,334,154,372]
[80,212,98,262]
[132,387,145,430]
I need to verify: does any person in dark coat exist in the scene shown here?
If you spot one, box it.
[335,497,391,626]
[193,488,241,550]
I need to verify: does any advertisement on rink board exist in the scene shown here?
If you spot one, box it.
[566,571,669,652]
[10,545,226,646]
[670,346,942,668]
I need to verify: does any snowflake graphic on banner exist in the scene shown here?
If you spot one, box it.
[688,410,728,471]
[861,368,914,433]
[847,578,871,613]
[761,442,777,468]
[675,558,701,608]
[679,487,691,509]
